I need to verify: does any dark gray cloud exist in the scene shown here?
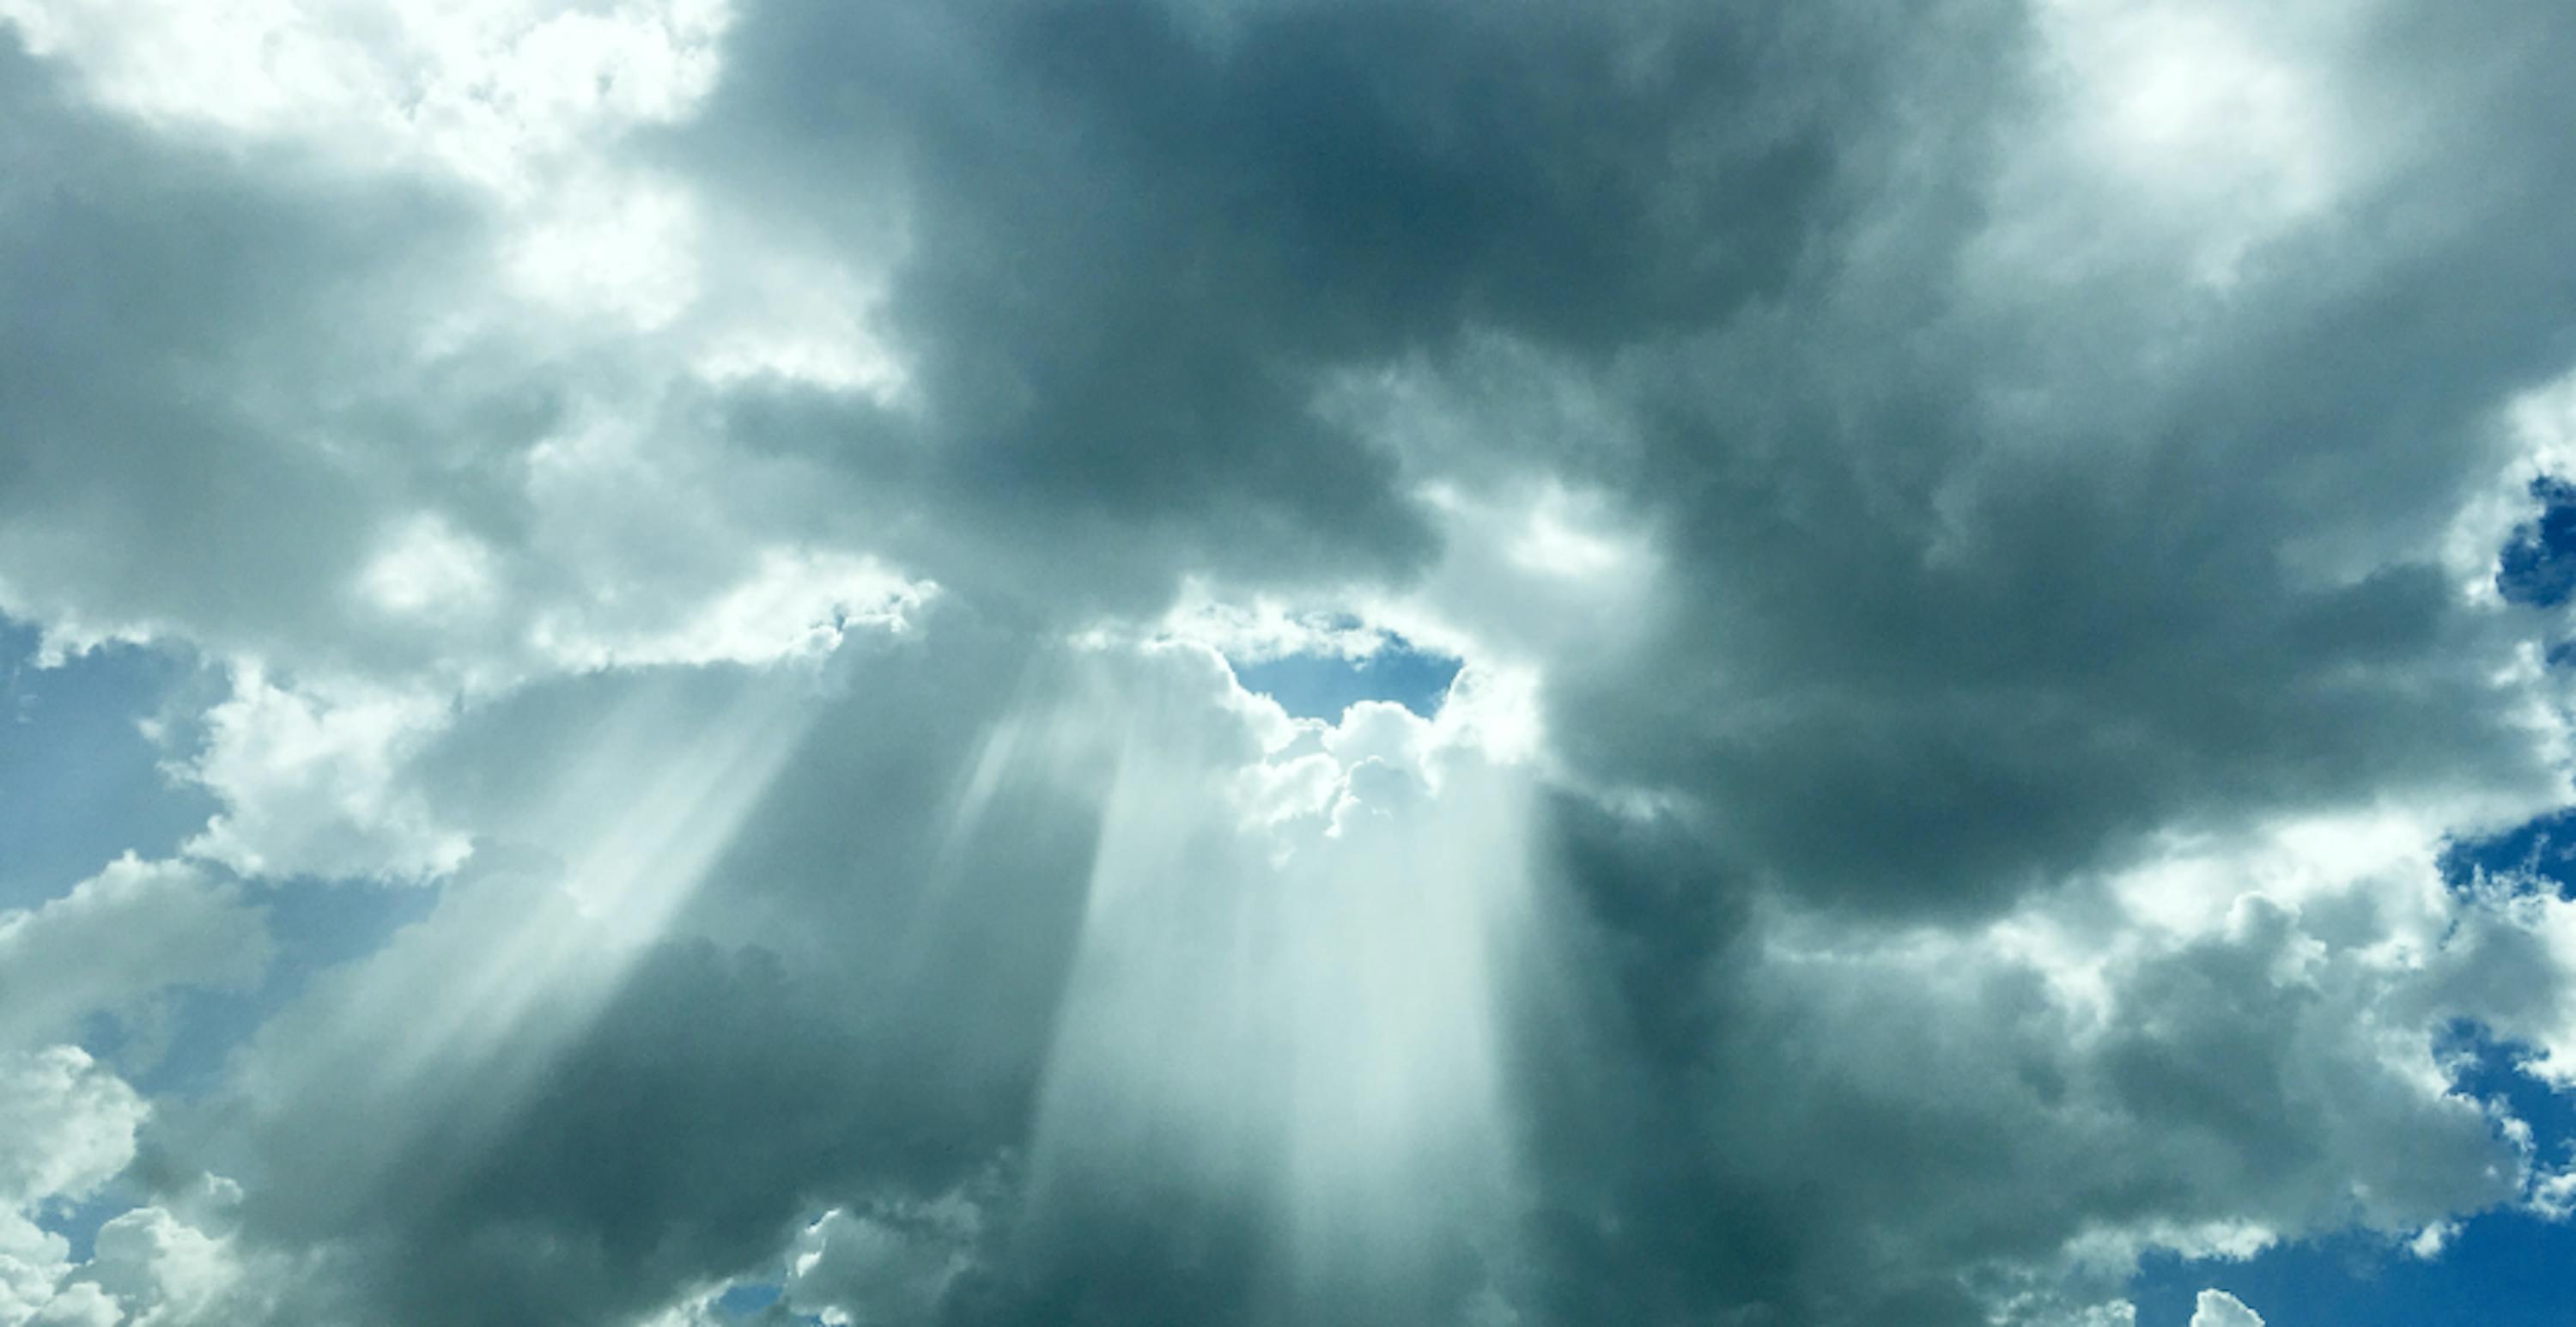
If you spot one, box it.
[677,0,1941,619]
[1537,1,2576,914]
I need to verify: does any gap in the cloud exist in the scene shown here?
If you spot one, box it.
[2127,1024,2576,1327]
[44,1187,137,1266]
[715,1281,786,1318]
[2439,1018,2576,1170]
[1229,635,1462,721]
[2437,807,2576,898]
[0,617,222,908]
[716,1281,781,1312]
[716,1280,828,1324]
[118,876,445,1099]
[2498,476,2576,608]
[2128,1218,2575,1327]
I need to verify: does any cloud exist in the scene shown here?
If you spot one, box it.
[2189,1287,2264,1327]
[784,1199,981,1326]
[1509,820,2544,1324]
[0,12,918,697]
[70,1204,256,1326]
[0,27,497,670]
[179,676,470,884]
[0,857,269,1052]
[679,0,1885,619]
[1509,0,2576,917]
[7,0,2576,1324]
[69,626,1552,1324]
[0,1050,143,1228]
[0,1047,149,1321]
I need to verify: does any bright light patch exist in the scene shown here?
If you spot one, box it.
[506,172,702,329]
[2107,811,2455,944]
[359,514,497,620]
[690,254,911,400]
[0,0,733,191]
[533,547,934,672]
[1504,489,1646,581]
[1966,0,2383,300]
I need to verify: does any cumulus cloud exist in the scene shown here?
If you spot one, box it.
[8,0,2576,1324]
[68,1204,257,1326]
[0,857,268,1051]
[0,1048,148,1321]
[2190,1288,2265,1327]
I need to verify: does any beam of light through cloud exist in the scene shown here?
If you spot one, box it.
[1022,639,1544,1319]
[216,660,823,1189]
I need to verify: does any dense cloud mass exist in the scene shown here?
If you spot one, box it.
[9,1,2576,1324]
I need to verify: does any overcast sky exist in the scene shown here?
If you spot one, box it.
[8,2,2576,1324]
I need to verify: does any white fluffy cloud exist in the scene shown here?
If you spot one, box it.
[0,1048,148,1322]
[2189,1287,2265,1327]
[179,671,471,884]
[101,1204,267,1325]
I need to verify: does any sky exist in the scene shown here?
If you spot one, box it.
[9,2,2576,1324]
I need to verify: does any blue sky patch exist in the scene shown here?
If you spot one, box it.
[2128,1217,2572,1327]
[2439,808,2576,898]
[2128,1023,2576,1325]
[1229,636,1462,721]
[716,1281,784,1315]
[0,618,219,908]
[2496,477,2576,609]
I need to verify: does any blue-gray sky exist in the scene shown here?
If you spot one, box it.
[9,3,2576,1325]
